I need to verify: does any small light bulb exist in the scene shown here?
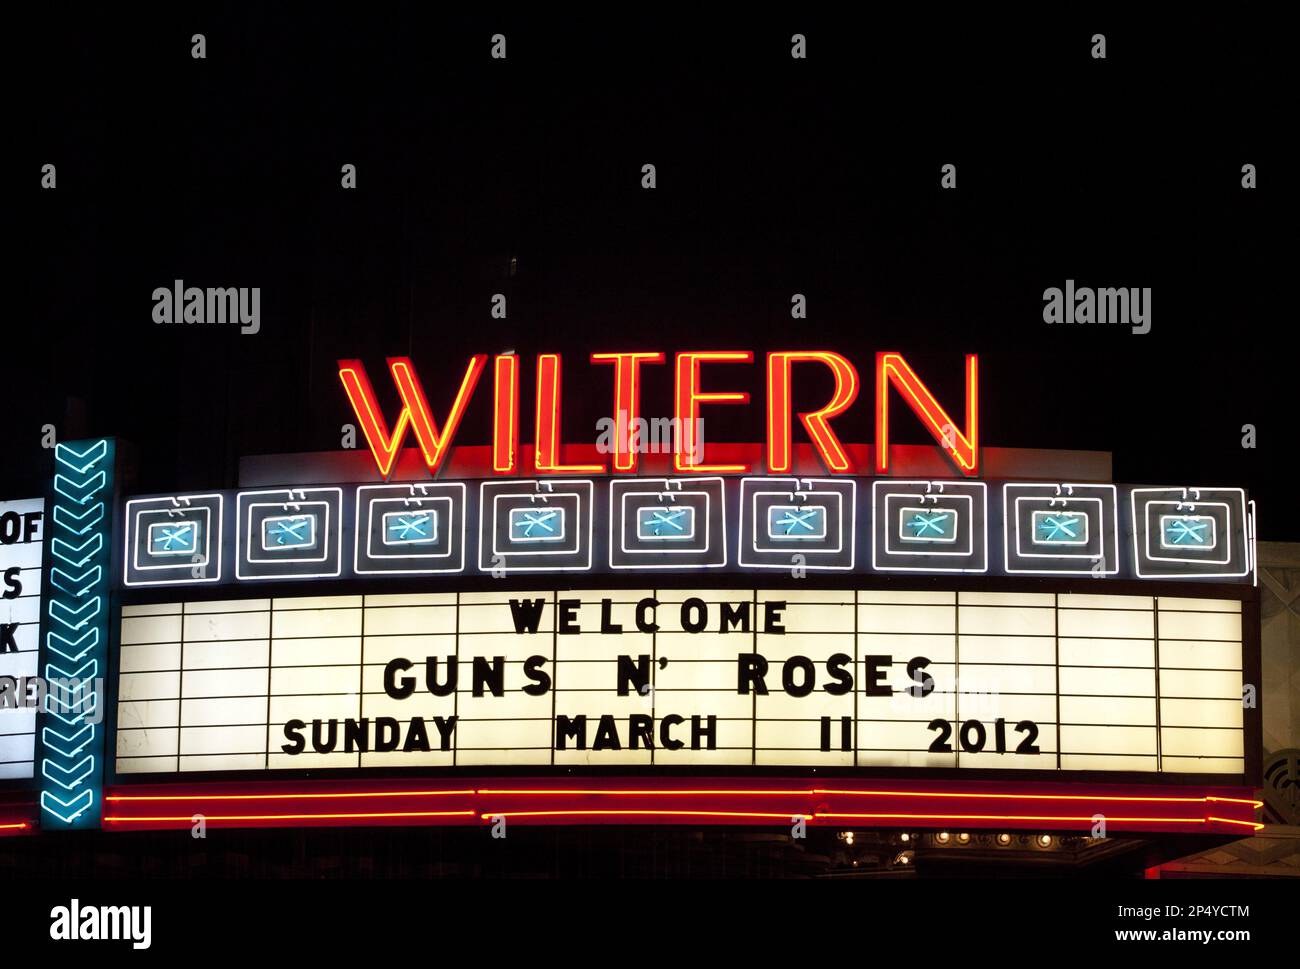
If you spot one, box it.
[997,833,1012,845]
[936,832,950,844]
[1038,834,1053,847]
[957,832,970,844]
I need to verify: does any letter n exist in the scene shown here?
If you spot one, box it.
[875,352,979,476]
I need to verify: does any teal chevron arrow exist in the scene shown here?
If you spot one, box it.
[42,722,95,758]
[54,470,107,505]
[42,438,110,831]
[48,596,101,630]
[55,440,108,474]
[41,789,94,824]
[45,657,97,683]
[46,627,99,663]
[51,532,103,567]
[42,754,95,790]
[42,699,88,727]
[51,564,103,598]
[52,501,104,535]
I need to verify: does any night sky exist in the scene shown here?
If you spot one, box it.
[16,10,1288,535]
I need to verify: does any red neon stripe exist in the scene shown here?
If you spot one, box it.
[99,780,1259,833]
[1205,795,1265,807]
[106,789,477,802]
[816,813,1211,825]
[1206,816,1265,830]
[477,788,810,796]
[105,810,477,823]
[481,810,810,821]
[814,789,1223,804]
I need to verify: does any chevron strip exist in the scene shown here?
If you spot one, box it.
[42,755,95,790]
[52,502,104,535]
[46,627,99,663]
[54,440,108,474]
[42,723,95,758]
[53,470,107,505]
[51,532,103,567]
[51,565,103,598]
[48,597,101,630]
[41,789,94,824]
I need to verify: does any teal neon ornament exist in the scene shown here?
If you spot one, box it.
[1031,510,1089,546]
[900,508,957,543]
[39,438,114,829]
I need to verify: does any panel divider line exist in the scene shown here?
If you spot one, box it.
[853,590,859,768]
[751,588,758,767]
[1153,596,1162,772]
[650,589,657,767]
[1054,593,1061,770]
[549,591,557,767]
[263,602,271,769]
[357,597,364,769]
[954,593,960,770]
[178,601,187,774]
[453,592,460,767]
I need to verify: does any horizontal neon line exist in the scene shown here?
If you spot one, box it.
[476,788,809,796]
[481,810,811,820]
[812,789,1244,805]
[104,811,477,823]
[482,789,1255,808]
[816,813,1208,824]
[1205,796,1265,808]
[106,790,476,803]
[1206,816,1265,830]
[0,822,30,830]
[102,788,1260,815]
[96,809,1260,829]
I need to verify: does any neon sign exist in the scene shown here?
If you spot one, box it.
[338,350,980,480]
[40,438,114,829]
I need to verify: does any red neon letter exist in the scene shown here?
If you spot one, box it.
[338,360,413,479]
[766,351,860,473]
[535,353,606,473]
[493,354,520,474]
[591,351,665,473]
[337,356,485,479]
[875,352,979,475]
[389,355,487,476]
[674,351,753,474]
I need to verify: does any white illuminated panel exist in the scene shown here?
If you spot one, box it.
[1,498,44,779]
[1156,596,1246,774]
[113,589,1247,777]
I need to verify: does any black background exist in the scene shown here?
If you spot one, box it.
[14,7,1288,533]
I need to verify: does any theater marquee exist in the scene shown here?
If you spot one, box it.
[115,589,1246,776]
[4,349,1264,837]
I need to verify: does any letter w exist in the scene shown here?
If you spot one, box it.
[508,598,547,633]
[338,356,486,479]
